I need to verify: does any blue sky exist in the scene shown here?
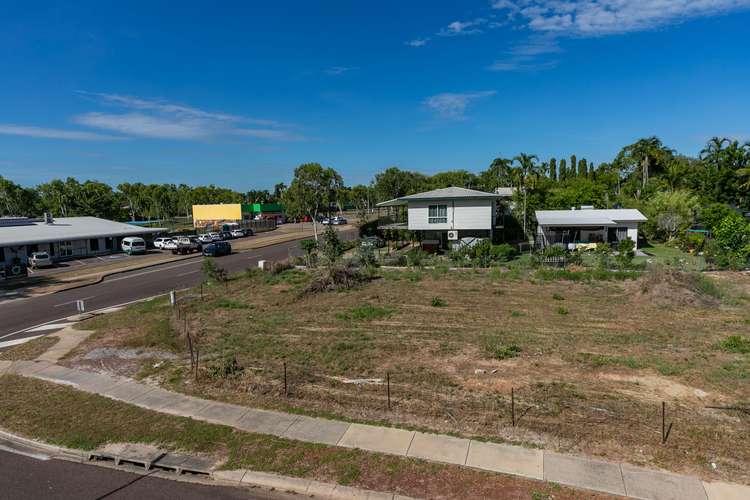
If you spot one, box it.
[2,1,750,190]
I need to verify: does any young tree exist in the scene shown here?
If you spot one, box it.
[282,163,342,241]
[321,224,343,265]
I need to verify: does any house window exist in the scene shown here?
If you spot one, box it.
[59,241,73,257]
[90,238,100,251]
[428,204,448,224]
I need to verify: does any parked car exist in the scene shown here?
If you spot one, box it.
[153,237,173,249]
[230,229,246,238]
[331,216,348,225]
[208,232,222,242]
[198,233,213,244]
[121,237,147,255]
[219,230,233,240]
[361,236,385,248]
[29,251,53,269]
[164,236,202,255]
[321,217,331,225]
[202,241,231,257]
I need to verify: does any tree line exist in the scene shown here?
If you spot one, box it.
[0,178,288,221]
[2,136,749,251]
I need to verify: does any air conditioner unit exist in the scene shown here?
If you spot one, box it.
[447,230,459,241]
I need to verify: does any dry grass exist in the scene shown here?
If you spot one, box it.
[0,336,59,361]
[0,375,610,500]
[68,267,750,484]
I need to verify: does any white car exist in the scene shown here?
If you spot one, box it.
[331,216,348,225]
[321,217,331,225]
[208,232,222,242]
[230,229,246,238]
[29,251,53,269]
[153,237,173,249]
[121,237,147,255]
[198,234,213,244]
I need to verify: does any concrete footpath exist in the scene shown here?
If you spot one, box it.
[1,359,747,500]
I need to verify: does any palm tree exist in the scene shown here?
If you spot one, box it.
[512,153,539,238]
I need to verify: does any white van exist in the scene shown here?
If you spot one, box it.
[121,237,147,255]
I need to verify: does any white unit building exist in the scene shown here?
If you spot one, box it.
[0,216,165,279]
[377,187,502,249]
[535,208,648,250]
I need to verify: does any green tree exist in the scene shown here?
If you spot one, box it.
[645,190,700,241]
[282,163,342,240]
[477,157,513,191]
[559,159,568,181]
[570,155,577,177]
[549,158,557,181]
[512,153,541,237]
[578,158,588,177]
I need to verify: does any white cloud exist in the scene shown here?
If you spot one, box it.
[493,0,750,36]
[423,91,496,120]
[438,18,488,36]
[72,92,302,141]
[74,112,211,140]
[0,124,123,141]
[325,66,359,76]
[405,38,430,47]
[487,34,561,71]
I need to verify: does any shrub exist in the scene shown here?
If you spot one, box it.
[353,244,377,268]
[336,303,394,322]
[615,237,636,269]
[321,225,343,264]
[552,293,565,301]
[431,297,446,307]
[482,336,521,360]
[202,257,227,284]
[594,243,612,269]
[305,260,368,293]
[300,239,318,267]
[719,335,750,354]
[557,307,569,315]
[406,248,428,267]
[270,260,294,275]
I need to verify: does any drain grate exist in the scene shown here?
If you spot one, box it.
[88,443,164,470]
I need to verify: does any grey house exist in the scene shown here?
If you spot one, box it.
[0,216,164,278]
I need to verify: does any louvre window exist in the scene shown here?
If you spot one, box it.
[428,204,448,224]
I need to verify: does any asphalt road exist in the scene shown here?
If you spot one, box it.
[0,449,295,500]
[0,228,355,345]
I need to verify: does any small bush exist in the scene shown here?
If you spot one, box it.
[336,303,394,322]
[719,335,750,354]
[431,297,446,307]
[305,261,368,293]
[510,310,524,317]
[406,248,428,267]
[557,307,569,315]
[552,293,565,301]
[270,260,294,275]
[214,298,251,309]
[482,336,521,360]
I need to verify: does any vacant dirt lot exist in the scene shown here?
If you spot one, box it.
[67,266,750,484]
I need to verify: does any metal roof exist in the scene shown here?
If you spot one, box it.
[376,187,500,207]
[0,217,165,247]
[535,209,647,226]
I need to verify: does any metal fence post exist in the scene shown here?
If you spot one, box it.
[386,372,391,410]
[511,387,516,427]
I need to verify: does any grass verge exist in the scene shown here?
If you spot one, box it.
[0,375,610,500]
[0,336,59,361]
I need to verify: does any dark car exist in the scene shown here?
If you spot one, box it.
[219,231,233,240]
[202,241,232,257]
